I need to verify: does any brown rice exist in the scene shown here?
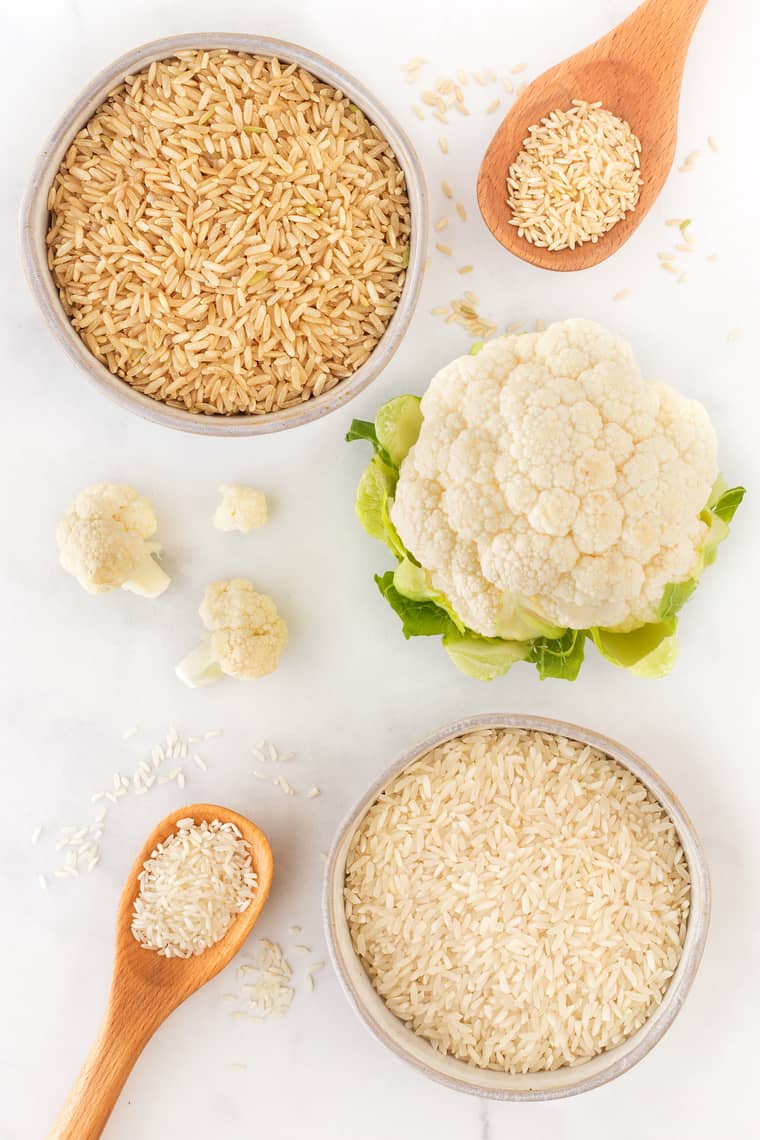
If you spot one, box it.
[506,100,642,251]
[47,51,411,416]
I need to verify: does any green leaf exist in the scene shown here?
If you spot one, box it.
[393,558,465,631]
[355,457,397,543]
[529,629,586,681]
[656,477,745,620]
[495,594,564,641]
[697,478,744,569]
[345,419,393,467]
[591,621,678,678]
[469,340,485,355]
[710,484,745,524]
[380,495,409,561]
[375,572,459,639]
[375,396,423,468]
[442,633,531,680]
[658,579,698,621]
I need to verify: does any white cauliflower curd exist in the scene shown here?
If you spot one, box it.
[392,321,717,634]
[57,483,170,597]
[176,579,287,687]
[213,484,268,533]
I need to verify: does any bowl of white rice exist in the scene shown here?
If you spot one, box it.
[20,33,426,435]
[324,714,709,1100]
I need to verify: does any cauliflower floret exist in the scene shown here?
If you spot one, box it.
[176,579,287,686]
[213,485,268,533]
[392,320,718,633]
[56,483,170,597]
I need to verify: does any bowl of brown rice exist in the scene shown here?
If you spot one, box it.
[20,34,427,435]
[325,713,709,1100]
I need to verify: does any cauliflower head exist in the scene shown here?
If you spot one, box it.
[213,485,268,533]
[347,321,744,681]
[392,320,718,634]
[176,579,287,686]
[57,483,170,597]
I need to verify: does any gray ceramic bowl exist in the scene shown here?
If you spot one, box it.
[20,33,427,436]
[325,713,710,1100]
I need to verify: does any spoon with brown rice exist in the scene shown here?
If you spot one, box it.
[477,0,708,270]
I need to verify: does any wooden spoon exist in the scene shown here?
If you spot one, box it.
[48,804,274,1140]
[477,0,708,271]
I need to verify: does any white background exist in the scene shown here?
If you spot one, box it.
[1,0,758,1137]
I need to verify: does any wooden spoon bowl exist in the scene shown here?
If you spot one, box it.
[49,804,274,1140]
[477,0,708,271]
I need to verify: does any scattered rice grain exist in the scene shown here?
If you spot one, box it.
[679,150,700,172]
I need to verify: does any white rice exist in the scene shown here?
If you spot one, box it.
[345,729,690,1074]
[132,818,257,957]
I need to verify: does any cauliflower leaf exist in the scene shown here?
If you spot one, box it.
[375,572,459,639]
[590,621,678,679]
[345,420,393,468]
[375,396,423,468]
[658,480,745,620]
[529,630,586,681]
[443,633,531,680]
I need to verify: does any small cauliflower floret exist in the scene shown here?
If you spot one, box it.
[392,320,719,633]
[176,579,287,687]
[56,483,170,597]
[213,484,268,533]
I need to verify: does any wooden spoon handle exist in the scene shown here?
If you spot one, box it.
[48,998,156,1140]
[610,0,709,69]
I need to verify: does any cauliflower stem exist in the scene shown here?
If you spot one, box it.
[175,637,225,687]
[122,545,171,598]
[348,352,745,683]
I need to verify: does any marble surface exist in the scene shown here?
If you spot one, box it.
[1,0,759,1136]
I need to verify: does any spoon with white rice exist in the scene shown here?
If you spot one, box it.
[48,805,274,1139]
